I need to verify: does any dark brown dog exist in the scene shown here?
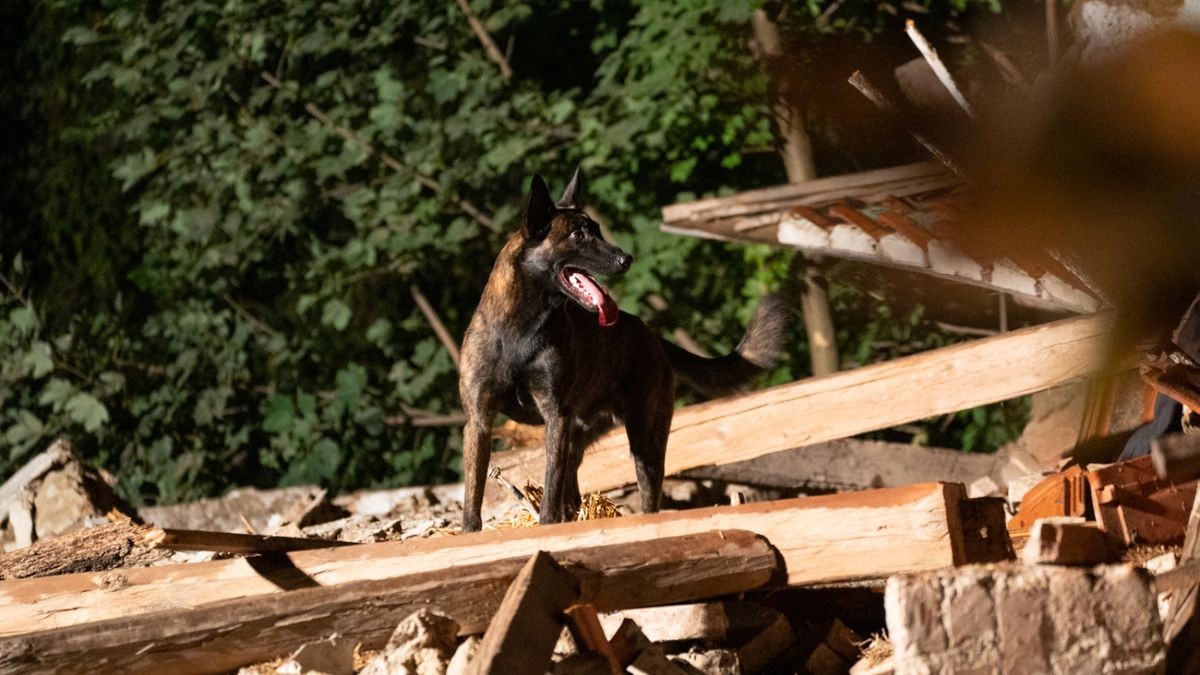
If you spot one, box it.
[458,169,786,531]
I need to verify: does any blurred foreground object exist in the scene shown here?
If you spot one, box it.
[964,28,1200,353]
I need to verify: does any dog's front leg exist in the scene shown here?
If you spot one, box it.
[461,410,495,532]
[539,410,574,524]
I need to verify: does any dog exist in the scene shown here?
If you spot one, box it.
[458,168,787,531]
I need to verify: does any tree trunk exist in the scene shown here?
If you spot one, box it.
[750,8,838,376]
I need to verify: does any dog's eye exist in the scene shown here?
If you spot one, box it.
[569,229,586,241]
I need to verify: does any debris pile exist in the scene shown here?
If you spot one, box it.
[3,34,1198,665]
[2,287,1196,675]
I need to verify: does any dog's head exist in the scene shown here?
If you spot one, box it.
[518,168,633,327]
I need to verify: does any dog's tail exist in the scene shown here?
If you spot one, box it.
[660,294,789,399]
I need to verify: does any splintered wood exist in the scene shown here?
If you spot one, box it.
[467,552,579,674]
[0,520,167,580]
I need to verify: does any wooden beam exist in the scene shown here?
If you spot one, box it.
[467,552,579,675]
[0,483,975,635]
[661,162,948,226]
[148,528,356,554]
[496,312,1114,495]
[0,531,770,674]
[1020,518,1118,565]
[0,528,771,636]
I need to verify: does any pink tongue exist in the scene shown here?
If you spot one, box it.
[571,272,619,327]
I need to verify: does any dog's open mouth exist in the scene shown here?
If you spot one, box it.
[559,267,618,327]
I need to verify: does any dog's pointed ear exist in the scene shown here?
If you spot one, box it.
[523,174,554,240]
[556,166,585,209]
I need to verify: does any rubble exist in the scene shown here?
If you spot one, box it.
[0,439,138,552]
[359,610,459,675]
[0,215,1193,675]
[270,637,357,675]
[886,564,1164,674]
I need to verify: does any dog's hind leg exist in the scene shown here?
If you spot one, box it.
[625,408,671,513]
[559,415,617,520]
[624,368,675,514]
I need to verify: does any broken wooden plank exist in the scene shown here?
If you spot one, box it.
[139,484,335,533]
[0,520,167,580]
[612,619,688,675]
[496,312,1114,495]
[660,162,948,226]
[0,483,976,635]
[1007,465,1090,539]
[0,521,356,580]
[566,604,623,674]
[0,531,770,674]
[904,19,974,117]
[1086,455,1199,545]
[886,564,1165,674]
[0,528,772,636]
[467,551,579,675]
[1142,359,1200,411]
[148,527,357,554]
[1020,518,1119,566]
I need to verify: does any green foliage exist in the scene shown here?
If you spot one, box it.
[1,0,1019,504]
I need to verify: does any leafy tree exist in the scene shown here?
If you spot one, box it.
[1,0,1020,504]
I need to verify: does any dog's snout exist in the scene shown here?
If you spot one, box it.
[616,252,633,272]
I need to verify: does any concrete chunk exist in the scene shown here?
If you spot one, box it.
[886,564,1164,675]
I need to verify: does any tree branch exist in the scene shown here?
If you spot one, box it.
[454,0,513,79]
[260,71,499,232]
[410,284,461,368]
[222,293,281,337]
[751,8,835,376]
